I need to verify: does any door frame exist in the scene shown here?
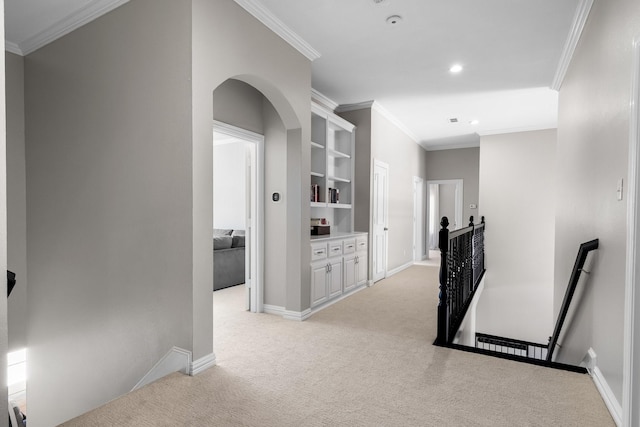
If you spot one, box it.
[372,159,389,282]
[213,120,264,313]
[413,176,426,261]
[623,35,640,427]
[426,179,464,254]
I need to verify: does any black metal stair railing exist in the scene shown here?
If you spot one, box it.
[435,216,485,346]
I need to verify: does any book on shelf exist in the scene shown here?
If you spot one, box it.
[311,184,320,202]
[328,187,340,204]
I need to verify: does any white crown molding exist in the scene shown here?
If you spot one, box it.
[234,0,321,61]
[16,0,130,56]
[423,140,480,151]
[311,88,339,112]
[551,0,594,91]
[5,42,23,56]
[335,100,375,113]
[336,100,420,144]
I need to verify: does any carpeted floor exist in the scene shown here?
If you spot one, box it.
[62,265,614,426]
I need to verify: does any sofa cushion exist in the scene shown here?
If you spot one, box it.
[213,235,233,250]
[232,229,245,236]
[231,235,245,248]
[214,228,233,236]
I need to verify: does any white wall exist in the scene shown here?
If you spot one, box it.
[6,52,27,353]
[213,142,246,230]
[554,0,640,407]
[477,129,557,343]
[439,184,457,228]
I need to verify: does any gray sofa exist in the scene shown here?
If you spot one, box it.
[213,229,245,291]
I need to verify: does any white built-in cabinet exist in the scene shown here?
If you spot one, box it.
[310,234,368,308]
[309,101,368,310]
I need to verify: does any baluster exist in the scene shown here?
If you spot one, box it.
[436,217,449,344]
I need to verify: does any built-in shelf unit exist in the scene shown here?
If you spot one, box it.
[310,102,355,234]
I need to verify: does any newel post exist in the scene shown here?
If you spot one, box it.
[436,216,450,345]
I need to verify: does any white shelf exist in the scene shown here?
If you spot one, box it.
[311,141,325,149]
[311,172,325,178]
[327,176,351,183]
[311,202,327,208]
[327,203,351,209]
[328,148,350,159]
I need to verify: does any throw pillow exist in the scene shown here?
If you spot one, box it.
[213,228,233,236]
[213,235,233,250]
[231,235,245,248]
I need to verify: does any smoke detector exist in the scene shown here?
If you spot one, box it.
[386,15,403,25]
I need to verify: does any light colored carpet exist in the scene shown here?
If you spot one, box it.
[62,265,614,426]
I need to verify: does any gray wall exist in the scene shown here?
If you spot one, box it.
[211,78,288,308]
[24,1,193,424]
[0,3,9,422]
[6,52,27,353]
[338,108,371,234]
[554,0,640,406]
[425,147,480,224]
[191,0,311,332]
[438,184,457,227]
[370,108,429,271]
[339,106,429,273]
[477,130,557,343]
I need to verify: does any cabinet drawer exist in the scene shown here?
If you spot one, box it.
[328,241,343,257]
[356,236,368,253]
[311,243,328,261]
[343,239,356,254]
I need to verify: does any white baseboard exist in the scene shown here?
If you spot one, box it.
[585,348,622,426]
[264,304,312,321]
[266,283,368,321]
[386,261,414,277]
[190,353,216,376]
[132,347,191,391]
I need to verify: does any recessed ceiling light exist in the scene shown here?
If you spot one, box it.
[449,64,463,74]
[386,15,402,25]
[469,120,479,125]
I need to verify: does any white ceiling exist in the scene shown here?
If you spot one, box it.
[4,0,583,150]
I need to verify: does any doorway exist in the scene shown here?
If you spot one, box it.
[372,160,389,282]
[213,121,264,313]
[427,179,463,255]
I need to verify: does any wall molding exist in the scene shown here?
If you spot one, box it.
[131,347,191,391]
[282,308,313,321]
[623,35,640,427]
[5,41,22,56]
[16,0,130,56]
[336,101,420,144]
[311,88,339,112]
[190,353,217,376]
[551,0,594,90]
[591,365,623,426]
[233,0,321,61]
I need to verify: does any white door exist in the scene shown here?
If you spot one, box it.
[373,160,389,282]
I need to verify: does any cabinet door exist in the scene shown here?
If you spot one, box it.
[328,258,343,298]
[343,254,357,292]
[356,253,368,286]
[311,262,328,307]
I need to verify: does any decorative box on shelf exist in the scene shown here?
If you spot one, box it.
[311,218,330,235]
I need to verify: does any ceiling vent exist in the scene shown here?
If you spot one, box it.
[372,0,387,4]
[449,118,458,123]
